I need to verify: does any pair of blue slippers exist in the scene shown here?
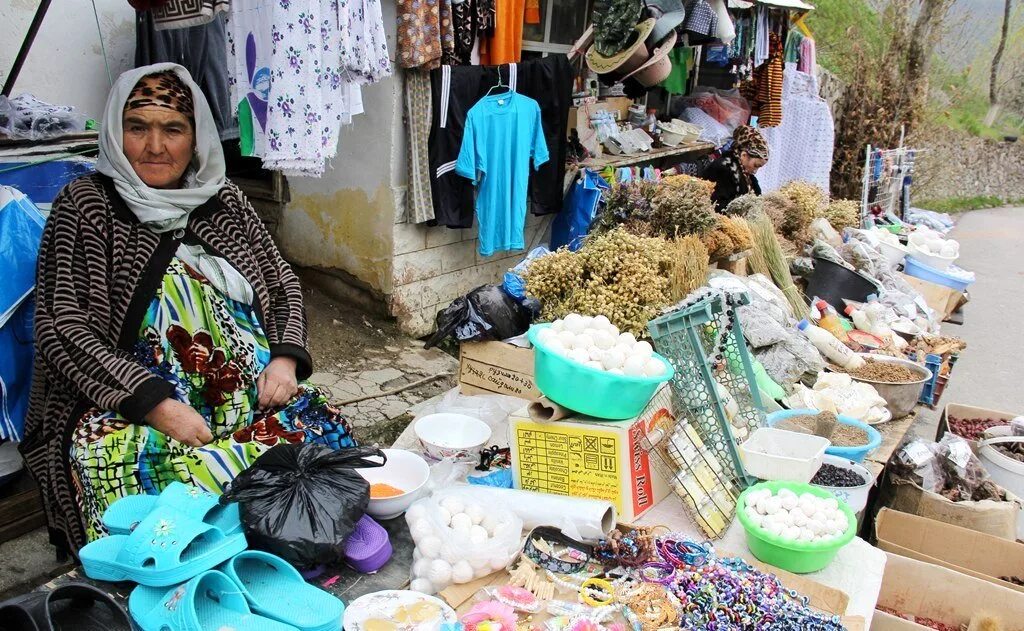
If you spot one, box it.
[79,482,343,631]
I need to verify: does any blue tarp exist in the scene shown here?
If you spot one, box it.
[0,186,45,440]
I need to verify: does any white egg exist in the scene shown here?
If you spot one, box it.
[643,358,666,377]
[754,496,769,516]
[778,488,797,498]
[452,560,474,584]
[440,544,463,564]
[473,564,492,579]
[557,330,577,347]
[580,316,594,328]
[481,513,501,534]
[592,330,616,350]
[406,503,427,524]
[469,556,490,570]
[780,494,798,511]
[807,519,824,535]
[551,320,565,333]
[428,560,453,586]
[822,497,839,512]
[411,519,433,541]
[766,497,784,515]
[798,528,815,542]
[588,346,606,362]
[410,578,434,594]
[799,493,818,505]
[601,347,626,370]
[413,558,432,578]
[546,339,566,356]
[450,512,473,533]
[465,503,485,525]
[618,332,637,346]
[608,368,625,375]
[568,348,591,365]
[413,548,422,561]
[418,535,442,558]
[584,360,605,371]
[604,323,620,337]
[811,511,829,525]
[792,511,808,527]
[592,315,611,330]
[833,513,849,530]
[632,341,654,358]
[440,496,465,515]
[572,333,594,350]
[437,506,452,527]
[489,556,509,571]
[782,526,802,540]
[563,314,585,333]
[798,498,818,518]
[622,355,647,376]
[778,511,794,527]
[469,525,489,544]
[766,521,785,536]
[811,535,823,543]
[537,328,556,345]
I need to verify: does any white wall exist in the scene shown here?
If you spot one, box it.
[0,0,135,118]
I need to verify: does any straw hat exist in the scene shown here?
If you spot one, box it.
[623,30,678,87]
[586,18,657,77]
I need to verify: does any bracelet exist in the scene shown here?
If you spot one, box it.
[579,577,614,607]
[523,526,593,574]
[639,562,675,585]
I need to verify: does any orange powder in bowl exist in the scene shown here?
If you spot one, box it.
[370,483,406,498]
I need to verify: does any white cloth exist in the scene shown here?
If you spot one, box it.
[757,63,835,195]
[176,243,254,304]
[680,107,734,147]
[226,0,272,158]
[709,0,735,44]
[754,6,769,67]
[95,63,227,232]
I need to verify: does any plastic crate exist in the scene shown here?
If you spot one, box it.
[647,292,767,491]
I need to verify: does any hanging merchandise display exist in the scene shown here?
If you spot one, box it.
[682,0,719,45]
[397,0,443,69]
[757,63,835,194]
[454,89,549,256]
[406,71,436,224]
[743,31,784,127]
[427,56,574,228]
[142,0,229,31]
[480,0,526,65]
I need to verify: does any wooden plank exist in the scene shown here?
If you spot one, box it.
[581,140,715,170]
[864,414,917,479]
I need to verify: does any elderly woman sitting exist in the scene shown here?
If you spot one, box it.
[21,64,355,553]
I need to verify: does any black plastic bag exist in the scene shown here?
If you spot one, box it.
[221,443,385,568]
[425,284,539,349]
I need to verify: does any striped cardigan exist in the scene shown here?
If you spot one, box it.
[20,174,313,553]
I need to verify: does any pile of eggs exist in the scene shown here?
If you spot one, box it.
[535,313,668,377]
[743,488,850,543]
[406,494,519,594]
[908,227,959,259]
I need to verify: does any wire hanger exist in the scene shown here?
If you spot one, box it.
[485,66,511,97]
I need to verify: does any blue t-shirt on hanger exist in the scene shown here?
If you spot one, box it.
[455,92,549,257]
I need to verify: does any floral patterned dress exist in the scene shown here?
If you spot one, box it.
[69,258,355,541]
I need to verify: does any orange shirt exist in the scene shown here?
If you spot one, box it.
[480,0,525,65]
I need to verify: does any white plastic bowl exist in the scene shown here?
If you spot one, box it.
[876,239,909,269]
[809,454,872,513]
[907,243,957,271]
[739,427,830,483]
[414,413,492,463]
[356,449,430,520]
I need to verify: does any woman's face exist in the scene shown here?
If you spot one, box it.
[122,107,195,189]
[739,151,767,175]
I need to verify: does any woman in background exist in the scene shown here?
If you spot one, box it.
[701,125,770,210]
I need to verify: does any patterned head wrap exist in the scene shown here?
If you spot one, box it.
[732,125,769,160]
[125,71,195,119]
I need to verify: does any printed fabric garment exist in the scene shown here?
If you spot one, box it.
[451,0,477,64]
[150,0,229,31]
[225,0,272,157]
[68,258,355,542]
[455,92,549,256]
[753,5,769,67]
[440,0,457,66]
[784,29,803,64]
[683,0,719,45]
[798,37,816,74]
[339,0,393,83]
[136,12,238,141]
[742,32,783,127]
[405,70,436,223]
[756,63,834,195]
[479,0,524,65]
[397,0,443,69]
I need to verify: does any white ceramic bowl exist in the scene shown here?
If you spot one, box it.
[356,449,430,520]
[413,413,492,463]
[810,454,873,513]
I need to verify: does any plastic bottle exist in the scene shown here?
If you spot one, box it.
[645,108,658,135]
[815,300,849,342]
[857,299,908,349]
[796,319,866,370]
[844,305,873,333]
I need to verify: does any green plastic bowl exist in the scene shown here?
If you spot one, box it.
[736,481,857,574]
[527,323,674,420]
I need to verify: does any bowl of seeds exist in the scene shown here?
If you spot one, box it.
[841,354,933,419]
[767,409,882,463]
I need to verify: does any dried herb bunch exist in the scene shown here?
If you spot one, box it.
[778,181,827,237]
[649,175,717,238]
[748,214,806,316]
[524,229,673,336]
[593,180,658,234]
[723,193,763,218]
[669,235,709,301]
[823,199,861,232]
[702,215,754,260]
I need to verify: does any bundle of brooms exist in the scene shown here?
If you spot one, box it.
[746,215,806,316]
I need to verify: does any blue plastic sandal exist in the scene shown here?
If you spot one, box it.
[102,482,242,536]
[219,551,344,631]
[80,509,248,587]
[129,570,299,631]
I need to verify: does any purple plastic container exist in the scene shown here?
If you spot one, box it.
[343,514,393,573]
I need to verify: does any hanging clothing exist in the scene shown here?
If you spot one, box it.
[148,0,229,31]
[398,0,443,69]
[550,169,610,252]
[784,29,804,64]
[340,0,393,83]
[440,0,458,65]
[405,70,436,224]
[756,63,834,195]
[753,6,769,67]
[480,0,525,65]
[69,256,355,542]
[135,12,238,141]
[661,47,695,95]
[225,0,271,157]
[683,0,719,45]
[455,92,549,256]
[451,0,477,65]
[742,32,783,127]
[798,37,816,74]
[426,56,574,228]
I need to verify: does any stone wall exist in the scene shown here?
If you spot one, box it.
[911,128,1024,204]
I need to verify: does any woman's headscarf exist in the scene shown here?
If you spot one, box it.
[732,125,769,160]
[96,63,226,233]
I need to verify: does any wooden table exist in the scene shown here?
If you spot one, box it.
[864,413,918,479]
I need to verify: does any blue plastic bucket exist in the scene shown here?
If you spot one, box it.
[767,409,882,463]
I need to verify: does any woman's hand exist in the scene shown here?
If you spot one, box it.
[257,357,299,410]
[146,399,214,447]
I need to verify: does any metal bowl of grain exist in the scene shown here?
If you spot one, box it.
[846,354,932,419]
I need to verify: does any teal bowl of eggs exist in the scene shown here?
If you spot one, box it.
[527,317,674,420]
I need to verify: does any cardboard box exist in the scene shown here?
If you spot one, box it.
[458,341,540,400]
[937,402,1021,443]
[901,273,966,321]
[874,552,1024,629]
[508,400,672,523]
[881,476,1021,540]
[875,508,1024,594]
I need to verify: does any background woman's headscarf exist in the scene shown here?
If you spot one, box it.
[96,63,226,232]
[732,125,769,160]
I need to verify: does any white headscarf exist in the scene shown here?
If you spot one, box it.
[96,63,226,232]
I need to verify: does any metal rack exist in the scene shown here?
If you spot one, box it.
[860,127,923,227]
